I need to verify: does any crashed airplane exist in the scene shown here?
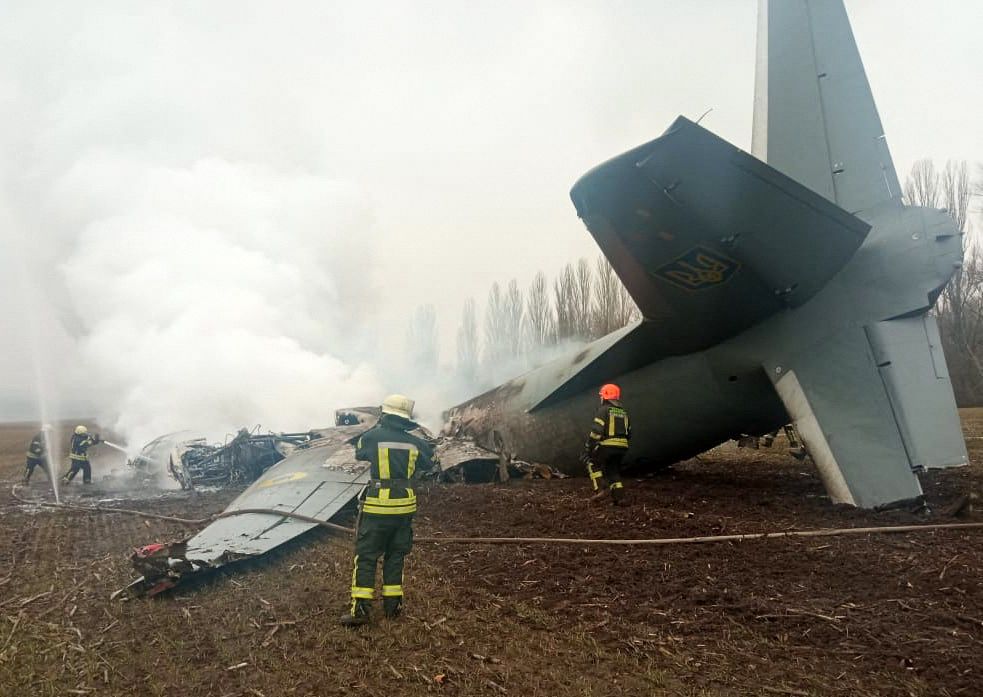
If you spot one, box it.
[446,0,968,509]
[117,415,560,597]
[130,429,316,489]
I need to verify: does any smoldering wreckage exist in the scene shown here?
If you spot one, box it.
[16,0,978,602]
[113,409,563,598]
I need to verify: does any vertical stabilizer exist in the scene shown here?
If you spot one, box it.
[752,0,901,215]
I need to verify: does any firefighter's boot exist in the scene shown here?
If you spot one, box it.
[339,599,372,627]
[610,481,626,506]
[383,597,403,619]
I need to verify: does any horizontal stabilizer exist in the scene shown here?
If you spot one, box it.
[866,314,968,470]
[769,324,936,508]
[571,116,869,356]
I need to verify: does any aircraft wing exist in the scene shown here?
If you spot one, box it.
[183,437,368,559]
[767,315,967,508]
[752,0,902,216]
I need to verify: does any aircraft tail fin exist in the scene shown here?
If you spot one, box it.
[752,0,901,215]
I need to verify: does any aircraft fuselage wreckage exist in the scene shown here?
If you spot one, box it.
[446,0,967,509]
[119,0,966,599]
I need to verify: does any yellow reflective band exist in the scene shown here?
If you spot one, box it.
[377,442,418,480]
[593,418,605,426]
[364,503,416,511]
[365,492,416,505]
[351,586,375,599]
[363,503,416,515]
[589,470,602,480]
[70,453,88,461]
[600,437,628,448]
[382,585,403,597]
[589,433,602,440]
[609,416,615,436]
[610,481,624,490]
[379,445,390,480]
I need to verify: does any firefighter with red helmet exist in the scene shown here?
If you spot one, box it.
[583,383,631,504]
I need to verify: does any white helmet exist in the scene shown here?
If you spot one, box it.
[74,425,88,435]
[381,394,414,420]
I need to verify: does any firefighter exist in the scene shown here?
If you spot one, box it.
[340,394,435,627]
[63,425,101,484]
[583,383,630,504]
[23,429,50,484]
[760,424,806,459]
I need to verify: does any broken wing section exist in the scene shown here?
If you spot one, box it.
[769,326,924,508]
[119,427,369,597]
[752,0,901,215]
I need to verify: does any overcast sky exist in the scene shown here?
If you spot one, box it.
[0,0,980,433]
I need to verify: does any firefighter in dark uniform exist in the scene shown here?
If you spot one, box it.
[63,425,100,484]
[584,383,631,504]
[24,429,50,484]
[341,394,436,627]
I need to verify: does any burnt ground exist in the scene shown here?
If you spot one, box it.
[0,418,982,696]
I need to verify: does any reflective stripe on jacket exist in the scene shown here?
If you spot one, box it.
[70,433,96,461]
[588,400,631,449]
[355,414,435,515]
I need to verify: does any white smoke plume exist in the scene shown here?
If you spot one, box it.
[0,3,393,449]
[58,157,383,447]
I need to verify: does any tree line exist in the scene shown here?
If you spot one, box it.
[904,159,983,404]
[406,255,640,393]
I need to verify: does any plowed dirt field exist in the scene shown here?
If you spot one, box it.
[1,417,981,696]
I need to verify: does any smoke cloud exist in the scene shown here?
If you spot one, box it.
[59,156,384,447]
[1,1,977,446]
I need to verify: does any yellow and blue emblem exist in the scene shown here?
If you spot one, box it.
[653,246,739,291]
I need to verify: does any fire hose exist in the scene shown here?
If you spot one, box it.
[11,485,983,546]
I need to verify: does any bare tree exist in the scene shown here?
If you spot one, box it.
[903,159,940,208]
[483,282,510,365]
[406,304,438,377]
[574,258,594,338]
[456,297,479,384]
[503,279,524,358]
[589,254,642,338]
[524,271,554,350]
[553,263,577,342]
[591,255,620,337]
[620,281,642,325]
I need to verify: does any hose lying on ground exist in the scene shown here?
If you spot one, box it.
[11,485,983,546]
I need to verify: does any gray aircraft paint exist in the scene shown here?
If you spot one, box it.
[446,0,966,509]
